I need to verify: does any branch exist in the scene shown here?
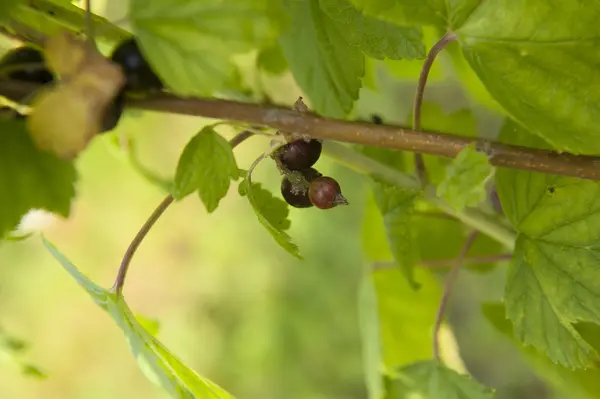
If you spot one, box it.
[2,80,600,181]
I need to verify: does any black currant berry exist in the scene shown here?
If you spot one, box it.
[0,46,53,84]
[308,176,348,209]
[371,114,383,125]
[277,139,322,170]
[111,38,163,92]
[100,90,126,133]
[281,177,313,208]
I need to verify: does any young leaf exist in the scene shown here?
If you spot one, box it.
[0,120,76,239]
[129,0,278,96]
[319,0,425,60]
[483,302,600,399]
[256,44,288,75]
[384,360,495,398]
[173,126,240,213]
[279,0,364,118]
[457,0,600,154]
[42,238,235,399]
[239,179,301,259]
[496,120,600,368]
[372,181,421,289]
[437,144,493,212]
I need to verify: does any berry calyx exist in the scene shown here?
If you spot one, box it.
[308,176,348,209]
[281,176,313,208]
[0,46,54,84]
[100,90,126,133]
[110,38,163,92]
[277,138,322,171]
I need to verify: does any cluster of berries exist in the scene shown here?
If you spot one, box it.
[274,138,348,210]
[0,37,162,128]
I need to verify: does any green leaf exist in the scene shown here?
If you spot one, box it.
[279,0,364,117]
[457,0,600,154]
[497,120,600,368]
[256,43,288,75]
[437,144,493,212]
[238,179,301,259]
[173,126,239,213]
[0,0,21,21]
[385,360,495,398]
[42,238,235,399]
[347,0,446,27]
[0,327,46,379]
[483,302,600,399]
[0,120,76,239]
[129,0,278,96]
[372,181,421,289]
[319,0,425,60]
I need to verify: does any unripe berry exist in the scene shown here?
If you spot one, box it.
[277,139,322,171]
[308,176,348,209]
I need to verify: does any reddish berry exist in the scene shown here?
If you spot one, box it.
[308,176,348,209]
[281,177,313,208]
[277,139,322,170]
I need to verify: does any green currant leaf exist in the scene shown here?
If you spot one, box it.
[371,181,421,289]
[483,302,600,399]
[42,238,235,399]
[129,0,278,96]
[238,179,301,259]
[457,0,600,154]
[384,360,495,398]
[173,126,240,213]
[279,0,364,118]
[0,120,76,239]
[0,0,21,21]
[256,43,288,75]
[12,0,129,43]
[437,144,493,212]
[497,120,600,368]
[346,0,444,26]
[319,0,426,60]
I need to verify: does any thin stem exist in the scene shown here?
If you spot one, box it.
[372,253,513,270]
[413,31,458,186]
[112,131,253,296]
[433,231,478,360]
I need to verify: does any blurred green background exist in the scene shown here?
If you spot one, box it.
[0,1,574,398]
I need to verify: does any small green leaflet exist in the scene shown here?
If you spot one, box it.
[42,238,235,399]
[129,0,278,96]
[457,0,600,154]
[173,126,240,213]
[238,179,301,259]
[372,181,421,289]
[256,44,288,75]
[279,0,364,118]
[437,144,493,212]
[497,120,600,368]
[483,302,600,399]
[319,0,425,60]
[0,120,76,239]
[0,327,46,379]
[384,360,495,398]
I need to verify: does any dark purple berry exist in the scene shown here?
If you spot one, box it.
[111,38,163,92]
[100,90,126,133]
[0,46,54,84]
[371,114,383,125]
[281,177,313,208]
[308,176,348,209]
[277,139,322,170]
